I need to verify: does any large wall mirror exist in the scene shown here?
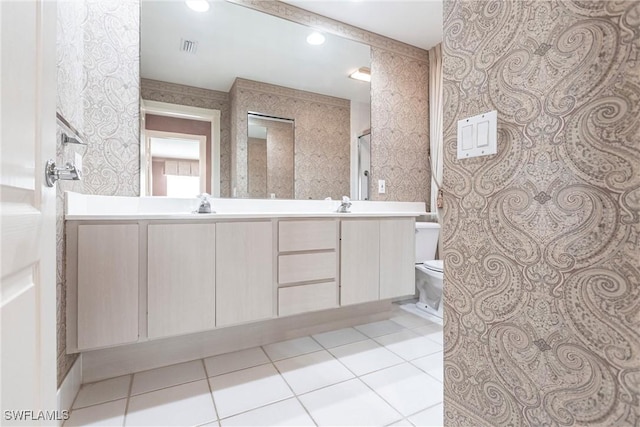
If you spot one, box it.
[140,0,371,199]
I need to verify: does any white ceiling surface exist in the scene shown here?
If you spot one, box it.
[281,0,443,51]
[150,137,200,160]
[141,0,372,103]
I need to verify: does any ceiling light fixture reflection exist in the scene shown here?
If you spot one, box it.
[349,67,371,82]
[306,32,325,45]
[185,0,210,12]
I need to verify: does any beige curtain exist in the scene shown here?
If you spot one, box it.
[429,43,444,214]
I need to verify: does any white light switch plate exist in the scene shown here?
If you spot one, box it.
[378,179,386,194]
[457,110,497,159]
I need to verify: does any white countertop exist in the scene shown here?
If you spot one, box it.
[64,192,427,221]
[65,212,425,220]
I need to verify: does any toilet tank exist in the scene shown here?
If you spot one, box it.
[415,222,440,263]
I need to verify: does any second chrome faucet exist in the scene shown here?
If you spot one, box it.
[337,196,352,213]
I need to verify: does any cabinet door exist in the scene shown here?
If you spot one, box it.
[147,224,216,339]
[216,222,273,326]
[77,224,138,350]
[380,219,415,299]
[340,220,380,305]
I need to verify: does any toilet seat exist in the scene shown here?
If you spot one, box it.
[419,260,443,273]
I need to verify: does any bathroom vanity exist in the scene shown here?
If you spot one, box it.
[65,193,424,355]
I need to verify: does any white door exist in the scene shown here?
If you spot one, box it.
[1,1,57,425]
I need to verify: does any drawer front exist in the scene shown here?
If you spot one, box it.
[279,220,337,252]
[279,252,336,284]
[278,282,337,316]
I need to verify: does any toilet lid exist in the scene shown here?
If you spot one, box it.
[422,260,443,272]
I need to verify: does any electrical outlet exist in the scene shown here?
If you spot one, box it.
[378,179,386,194]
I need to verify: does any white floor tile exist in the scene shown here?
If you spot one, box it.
[397,303,443,326]
[220,398,314,426]
[387,419,414,427]
[361,363,442,417]
[328,339,404,376]
[210,363,293,419]
[73,376,131,409]
[298,379,401,426]
[390,313,433,329]
[374,329,442,361]
[131,360,206,396]
[411,352,443,382]
[312,327,368,349]
[355,320,405,338]
[263,337,322,361]
[126,379,216,426]
[275,350,354,395]
[204,347,270,377]
[65,399,127,427]
[412,325,443,345]
[408,404,443,427]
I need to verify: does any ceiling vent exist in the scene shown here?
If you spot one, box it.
[180,39,198,54]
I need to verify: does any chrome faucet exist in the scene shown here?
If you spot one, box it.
[196,193,214,214]
[45,160,81,187]
[337,196,352,213]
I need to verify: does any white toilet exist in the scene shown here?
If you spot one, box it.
[415,222,444,318]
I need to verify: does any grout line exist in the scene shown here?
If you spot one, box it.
[121,374,133,427]
[128,376,208,398]
[311,328,370,350]
[351,376,404,422]
[403,401,444,424]
[202,358,222,426]
[64,397,129,414]
[70,315,442,425]
[269,358,318,427]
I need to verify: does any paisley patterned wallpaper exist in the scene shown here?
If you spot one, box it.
[141,78,232,198]
[82,0,140,197]
[56,0,140,385]
[247,137,268,198]
[230,78,350,200]
[370,47,430,205]
[442,1,640,425]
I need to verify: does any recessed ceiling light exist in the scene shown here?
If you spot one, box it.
[306,32,325,45]
[349,67,371,82]
[185,0,209,12]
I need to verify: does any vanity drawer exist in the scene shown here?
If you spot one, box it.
[279,220,337,252]
[278,281,337,316]
[278,252,336,284]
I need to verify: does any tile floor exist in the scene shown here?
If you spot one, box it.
[65,304,443,427]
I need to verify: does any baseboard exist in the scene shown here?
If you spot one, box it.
[56,355,82,426]
[81,300,392,383]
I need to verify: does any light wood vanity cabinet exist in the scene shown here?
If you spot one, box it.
[76,224,139,350]
[215,221,274,327]
[340,220,381,305]
[340,218,415,305]
[380,219,416,299]
[277,220,339,316]
[69,216,415,352]
[147,224,216,339]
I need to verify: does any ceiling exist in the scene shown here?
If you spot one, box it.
[141,1,442,102]
[281,0,443,50]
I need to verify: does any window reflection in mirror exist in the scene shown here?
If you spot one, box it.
[247,113,294,199]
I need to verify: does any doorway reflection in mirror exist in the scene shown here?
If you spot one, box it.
[247,113,294,199]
